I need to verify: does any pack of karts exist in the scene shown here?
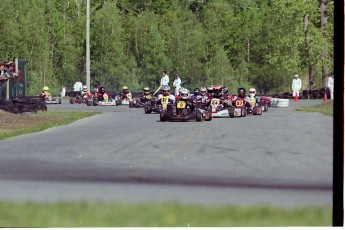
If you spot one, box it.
[159,99,212,122]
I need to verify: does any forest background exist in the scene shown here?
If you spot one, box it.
[0,0,334,96]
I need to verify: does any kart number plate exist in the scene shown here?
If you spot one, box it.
[211,99,220,107]
[177,102,186,108]
[235,100,244,107]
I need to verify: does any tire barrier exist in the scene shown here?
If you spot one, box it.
[270,98,289,108]
[0,96,47,114]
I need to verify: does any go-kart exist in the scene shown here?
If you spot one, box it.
[245,97,262,115]
[228,97,247,118]
[120,92,132,105]
[129,94,152,108]
[69,92,87,104]
[86,93,121,106]
[39,92,62,104]
[144,96,166,114]
[209,98,232,118]
[159,100,211,122]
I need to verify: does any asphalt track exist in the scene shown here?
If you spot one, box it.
[0,99,333,208]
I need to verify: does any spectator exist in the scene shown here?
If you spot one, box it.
[61,86,66,97]
[327,73,334,100]
[291,74,302,98]
[160,70,169,87]
[73,79,83,92]
[172,74,182,96]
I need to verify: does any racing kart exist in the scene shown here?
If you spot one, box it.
[245,97,262,115]
[159,100,212,122]
[209,97,232,118]
[39,92,62,104]
[86,93,121,106]
[69,92,86,104]
[129,94,152,108]
[144,96,164,114]
[228,97,247,118]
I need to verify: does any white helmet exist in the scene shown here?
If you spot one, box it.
[82,85,88,91]
[180,88,190,100]
[249,88,256,98]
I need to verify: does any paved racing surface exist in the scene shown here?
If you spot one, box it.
[0,99,333,208]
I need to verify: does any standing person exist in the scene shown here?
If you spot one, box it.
[73,79,83,92]
[160,70,169,87]
[291,74,302,98]
[60,86,66,97]
[327,73,334,100]
[172,74,182,96]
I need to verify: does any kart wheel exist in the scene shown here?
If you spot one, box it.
[256,106,262,115]
[229,108,235,118]
[253,106,258,115]
[129,101,133,108]
[58,99,62,104]
[160,111,167,122]
[87,100,92,106]
[263,104,268,112]
[241,108,247,117]
[69,98,75,104]
[196,111,203,122]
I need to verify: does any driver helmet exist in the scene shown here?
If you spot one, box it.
[193,88,200,96]
[249,88,256,98]
[213,84,222,96]
[143,87,150,95]
[42,86,49,92]
[162,85,171,96]
[180,88,190,100]
[99,86,106,93]
[237,87,246,98]
[200,87,207,96]
[82,85,88,92]
[207,85,214,94]
[122,85,129,93]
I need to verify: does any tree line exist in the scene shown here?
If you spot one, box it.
[0,0,333,96]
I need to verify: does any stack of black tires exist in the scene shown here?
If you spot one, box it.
[0,96,47,114]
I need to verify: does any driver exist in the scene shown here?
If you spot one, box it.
[39,86,52,99]
[121,86,132,100]
[97,86,107,101]
[140,87,152,103]
[157,85,175,105]
[232,87,250,107]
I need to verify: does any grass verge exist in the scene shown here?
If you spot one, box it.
[0,201,332,227]
[0,110,100,140]
[296,100,333,116]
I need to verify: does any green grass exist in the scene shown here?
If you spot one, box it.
[0,110,100,140]
[296,100,333,116]
[0,201,332,227]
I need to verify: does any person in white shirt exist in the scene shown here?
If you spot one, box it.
[172,74,182,96]
[327,74,334,99]
[73,79,83,92]
[60,86,66,97]
[160,70,169,87]
[291,74,302,97]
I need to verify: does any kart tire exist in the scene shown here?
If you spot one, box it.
[229,108,235,118]
[241,108,246,117]
[129,101,133,108]
[87,100,92,106]
[263,104,268,112]
[196,111,203,122]
[160,111,167,122]
[69,98,75,104]
[145,106,152,114]
[58,99,62,104]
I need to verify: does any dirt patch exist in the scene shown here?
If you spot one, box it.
[0,110,60,131]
